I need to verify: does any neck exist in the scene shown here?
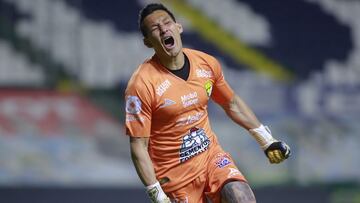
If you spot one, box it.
[157,51,185,71]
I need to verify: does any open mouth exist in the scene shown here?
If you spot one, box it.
[163,36,175,49]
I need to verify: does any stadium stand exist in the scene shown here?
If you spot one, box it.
[0,90,137,185]
[0,41,44,86]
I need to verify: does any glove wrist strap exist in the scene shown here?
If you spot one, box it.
[249,124,277,150]
[146,181,168,203]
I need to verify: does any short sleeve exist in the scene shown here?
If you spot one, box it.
[210,57,234,105]
[125,78,152,137]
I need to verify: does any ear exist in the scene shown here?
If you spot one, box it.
[143,37,153,48]
[176,23,183,34]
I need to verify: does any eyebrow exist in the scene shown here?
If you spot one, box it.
[149,16,172,28]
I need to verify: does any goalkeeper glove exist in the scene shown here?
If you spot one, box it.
[146,181,171,203]
[249,124,291,164]
[264,141,291,164]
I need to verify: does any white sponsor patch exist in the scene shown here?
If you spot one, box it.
[196,69,213,78]
[156,79,171,96]
[181,92,198,108]
[176,111,204,126]
[126,96,141,114]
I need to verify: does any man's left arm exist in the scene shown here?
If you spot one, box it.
[221,94,291,164]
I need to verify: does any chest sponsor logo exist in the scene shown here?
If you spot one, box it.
[125,96,141,114]
[179,127,211,163]
[159,98,176,109]
[175,111,204,126]
[196,68,213,78]
[181,91,198,108]
[156,79,171,96]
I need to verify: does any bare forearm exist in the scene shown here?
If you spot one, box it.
[130,137,171,202]
[222,95,260,130]
[130,138,157,186]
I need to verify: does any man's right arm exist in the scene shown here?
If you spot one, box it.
[130,137,170,203]
[130,136,157,185]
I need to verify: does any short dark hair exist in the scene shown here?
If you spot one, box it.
[138,3,176,37]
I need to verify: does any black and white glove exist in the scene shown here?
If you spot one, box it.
[264,141,291,164]
[249,124,291,164]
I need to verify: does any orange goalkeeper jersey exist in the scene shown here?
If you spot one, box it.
[125,48,234,192]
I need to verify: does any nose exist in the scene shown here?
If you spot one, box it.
[159,24,167,35]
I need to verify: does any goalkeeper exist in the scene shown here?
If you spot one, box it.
[125,3,291,203]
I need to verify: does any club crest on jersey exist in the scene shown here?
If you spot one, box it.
[179,127,210,163]
[204,80,213,97]
[126,96,142,114]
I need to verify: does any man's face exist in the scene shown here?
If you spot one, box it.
[143,10,183,58]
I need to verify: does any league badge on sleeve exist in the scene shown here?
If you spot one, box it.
[126,96,142,114]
